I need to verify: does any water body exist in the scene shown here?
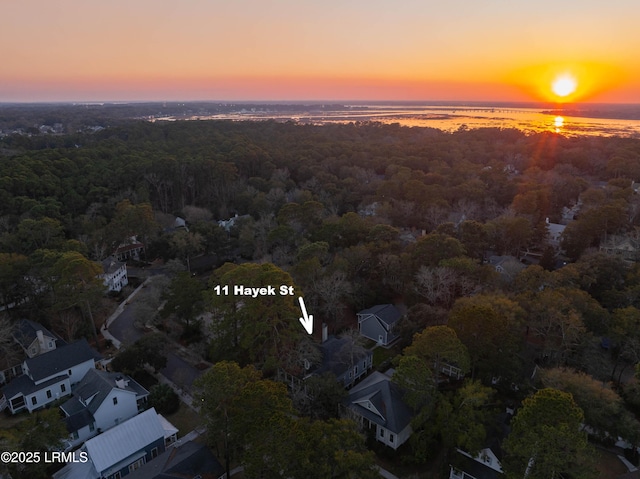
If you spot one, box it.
[170,103,640,138]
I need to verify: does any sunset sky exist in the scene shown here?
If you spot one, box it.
[2,0,640,103]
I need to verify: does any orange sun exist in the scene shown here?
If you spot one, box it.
[552,74,577,98]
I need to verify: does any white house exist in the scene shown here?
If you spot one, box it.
[545,218,566,249]
[100,256,129,292]
[13,319,60,358]
[345,371,413,450]
[450,447,504,479]
[0,339,97,414]
[1,319,64,385]
[53,407,178,479]
[115,239,145,262]
[60,369,149,450]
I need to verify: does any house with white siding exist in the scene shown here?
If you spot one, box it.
[345,371,413,450]
[60,369,149,450]
[53,408,178,479]
[1,319,65,385]
[0,339,98,414]
[100,256,129,292]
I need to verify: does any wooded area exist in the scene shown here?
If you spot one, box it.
[3,112,640,477]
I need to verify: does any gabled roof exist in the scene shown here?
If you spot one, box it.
[13,319,60,350]
[314,336,372,378]
[60,369,147,418]
[25,339,98,382]
[451,448,503,479]
[85,407,168,474]
[61,369,148,432]
[101,256,125,275]
[347,371,412,434]
[64,408,95,433]
[126,441,224,479]
[357,304,402,328]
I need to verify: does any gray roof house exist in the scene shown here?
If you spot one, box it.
[53,407,178,479]
[0,339,98,414]
[345,371,413,450]
[449,447,504,479]
[0,318,61,385]
[357,304,402,346]
[13,319,62,358]
[314,334,373,388]
[126,441,224,479]
[60,369,149,450]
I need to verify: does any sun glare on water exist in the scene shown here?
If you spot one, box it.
[552,74,578,98]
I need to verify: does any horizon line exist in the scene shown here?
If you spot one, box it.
[2,99,640,107]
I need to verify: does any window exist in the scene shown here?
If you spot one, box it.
[48,341,53,348]
[128,457,145,472]
[89,423,95,432]
[31,396,37,405]
[68,369,72,376]
[61,384,66,393]
[389,434,394,443]
[113,397,118,405]
[46,390,52,399]
[71,431,79,440]
[379,428,384,438]
[151,447,158,459]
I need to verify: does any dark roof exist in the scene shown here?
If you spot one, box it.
[126,441,224,479]
[2,373,67,400]
[13,319,60,350]
[64,408,95,433]
[357,304,402,327]
[314,336,372,378]
[61,369,148,418]
[450,450,502,479]
[347,371,412,434]
[25,339,98,382]
[101,256,125,275]
[115,242,144,254]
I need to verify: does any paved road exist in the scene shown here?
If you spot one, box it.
[103,276,204,396]
[161,351,203,392]
[107,301,144,346]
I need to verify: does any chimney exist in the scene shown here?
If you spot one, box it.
[36,330,45,349]
[322,323,328,343]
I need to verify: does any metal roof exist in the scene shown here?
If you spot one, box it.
[84,408,167,474]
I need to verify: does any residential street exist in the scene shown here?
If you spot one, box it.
[102,276,205,402]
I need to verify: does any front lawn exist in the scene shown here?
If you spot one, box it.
[373,345,400,370]
[164,403,202,438]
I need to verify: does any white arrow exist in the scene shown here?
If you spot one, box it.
[298,297,313,335]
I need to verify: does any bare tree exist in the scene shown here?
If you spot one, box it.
[415,266,457,306]
[311,271,352,326]
[0,315,18,365]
